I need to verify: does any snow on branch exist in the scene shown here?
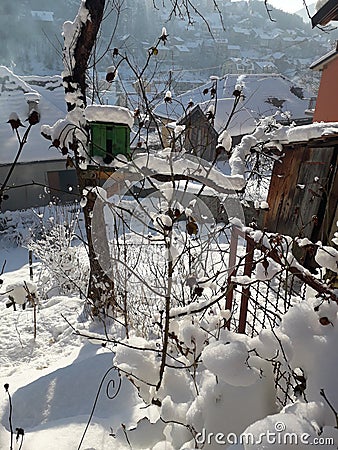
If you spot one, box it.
[62,1,91,80]
[229,118,338,179]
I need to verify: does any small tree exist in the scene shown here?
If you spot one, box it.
[41,0,226,315]
[41,0,115,314]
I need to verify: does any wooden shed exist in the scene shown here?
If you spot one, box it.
[178,105,219,162]
[264,135,338,246]
[266,0,338,249]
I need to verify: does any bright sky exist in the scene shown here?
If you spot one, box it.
[266,0,314,13]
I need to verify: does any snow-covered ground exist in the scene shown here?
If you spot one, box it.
[0,249,147,450]
[0,226,337,450]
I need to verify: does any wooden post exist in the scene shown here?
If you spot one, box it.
[225,227,239,324]
[29,250,33,281]
[238,237,254,334]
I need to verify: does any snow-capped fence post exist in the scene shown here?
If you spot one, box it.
[226,226,255,333]
[225,226,239,321]
[227,226,338,336]
[238,236,254,334]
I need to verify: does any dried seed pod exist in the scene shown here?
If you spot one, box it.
[319,317,332,326]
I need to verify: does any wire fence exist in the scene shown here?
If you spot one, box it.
[225,226,337,407]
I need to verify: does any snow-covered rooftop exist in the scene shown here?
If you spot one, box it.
[0,66,67,164]
[174,45,190,53]
[154,74,314,136]
[199,99,257,137]
[31,11,54,22]
[270,120,338,145]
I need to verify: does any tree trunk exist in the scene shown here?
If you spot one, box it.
[63,0,115,314]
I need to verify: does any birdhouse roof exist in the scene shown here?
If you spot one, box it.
[84,105,134,129]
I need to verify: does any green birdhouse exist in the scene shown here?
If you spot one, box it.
[89,122,130,163]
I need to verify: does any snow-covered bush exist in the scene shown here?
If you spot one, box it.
[27,205,89,297]
[3,280,37,309]
[0,209,41,247]
[241,296,338,450]
[103,224,338,449]
[110,288,338,449]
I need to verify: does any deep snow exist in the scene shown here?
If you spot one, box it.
[0,237,337,449]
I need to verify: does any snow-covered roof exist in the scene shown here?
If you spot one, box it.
[270,120,338,145]
[31,11,54,22]
[171,36,184,43]
[310,43,338,70]
[200,99,257,137]
[154,73,314,136]
[255,31,280,40]
[84,105,134,128]
[312,0,338,27]
[229,119,338,182]
[233,27,251,35]
[282,36,306,43]
[215,38,228,44]
[0,66,67,164]
[174,45,190,53]
[185,41,202,49]
[272,52,285,60]
[255,61,277,70]
[228,45,241,50]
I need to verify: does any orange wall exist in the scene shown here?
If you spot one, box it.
[313,56,338,122]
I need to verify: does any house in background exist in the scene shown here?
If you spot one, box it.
[177,105,219,162]
[310,0,338,122]
[0,66,77,211]
[310,42,338,122]
[154,73,314,161]
[31,11,54,23]
[262,1,338,247]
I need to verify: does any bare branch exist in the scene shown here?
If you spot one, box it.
[264,0,276,22]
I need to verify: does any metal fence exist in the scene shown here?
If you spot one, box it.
[225,226,337,336]
[225,226,337,406]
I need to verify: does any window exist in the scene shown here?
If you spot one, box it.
[47,169,78,203]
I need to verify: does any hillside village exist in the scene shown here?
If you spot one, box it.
[0,0,335,92]
[0,1,335,152]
